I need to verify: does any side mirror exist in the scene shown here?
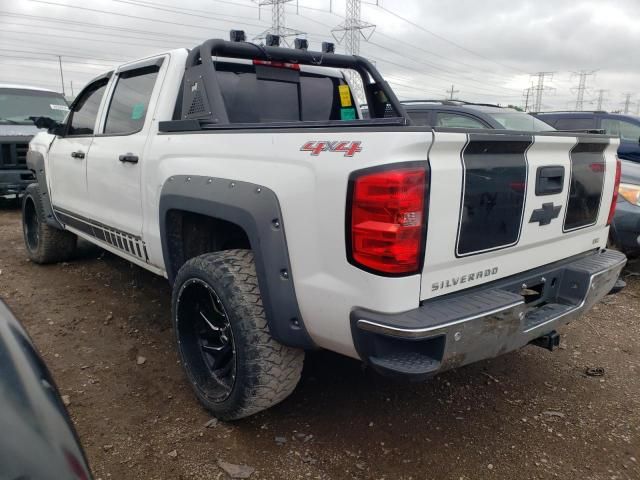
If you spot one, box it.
[49,124,67,136]
[31,116,65,136]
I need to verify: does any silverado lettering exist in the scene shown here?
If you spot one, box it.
[431,267,499,292]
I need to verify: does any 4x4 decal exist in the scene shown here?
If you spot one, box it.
[300,141,362,157]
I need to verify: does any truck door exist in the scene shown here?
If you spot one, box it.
[85,58,164,262]
[49,77,109,217]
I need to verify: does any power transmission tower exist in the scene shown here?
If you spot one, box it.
[530,72,555,112]
[572,70,596,111]
[332,0,376,104]
[446,85,459,100]
[595,89,608,111]
[623,93,633,114]
[253,0,304,45]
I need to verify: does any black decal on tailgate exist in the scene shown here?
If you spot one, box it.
[563,139,608,231]
[456,134,532,256]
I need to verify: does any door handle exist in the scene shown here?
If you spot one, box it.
[535,166,564,196]
[119,154,139,164]
[70,151,85,159]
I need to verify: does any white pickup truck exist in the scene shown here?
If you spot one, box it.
[23,36,626,420]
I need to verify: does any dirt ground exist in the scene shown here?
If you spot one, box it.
[1,204,638,480]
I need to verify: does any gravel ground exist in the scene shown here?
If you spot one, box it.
[1,204,639,480]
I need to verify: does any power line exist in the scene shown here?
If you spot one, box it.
[0,11,205,42]
[28,0,243,34]
[293,1,525,86]
[374,4,528,75]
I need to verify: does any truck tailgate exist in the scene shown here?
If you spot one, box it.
[422,131,619,300]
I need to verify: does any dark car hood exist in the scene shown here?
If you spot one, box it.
[621,160,640,185]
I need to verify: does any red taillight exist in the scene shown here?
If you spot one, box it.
[252,59,300,70]
[607,157,622,225]
[348,166,428,275]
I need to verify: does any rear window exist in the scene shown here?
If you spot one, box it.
[546,117,596,131]
[215,62,358,123]
[485,111,555,132]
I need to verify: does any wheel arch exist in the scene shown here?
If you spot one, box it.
[159,175,314,349]
[25,150,63,229]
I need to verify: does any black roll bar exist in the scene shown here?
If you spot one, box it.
[180,38,408,125]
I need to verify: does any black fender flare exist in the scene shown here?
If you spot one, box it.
[25,150,63,229]
[159,175,314,350]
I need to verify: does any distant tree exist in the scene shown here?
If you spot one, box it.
[507,104,524,111]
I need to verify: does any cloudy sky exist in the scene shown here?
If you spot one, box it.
[1,0,639,112]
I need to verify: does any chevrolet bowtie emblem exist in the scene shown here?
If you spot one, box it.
[530,202,561,226]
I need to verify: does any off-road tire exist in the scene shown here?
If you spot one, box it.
[172,249,304,420]
[22,185,76,264]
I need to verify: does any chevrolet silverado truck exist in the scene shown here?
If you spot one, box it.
[0,84,68,197]
[22,36,626,420]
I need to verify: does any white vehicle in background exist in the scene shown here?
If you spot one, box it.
[0,84,68,197]
[23,33,626,420]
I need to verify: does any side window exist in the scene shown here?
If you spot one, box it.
[553,117,596,130]
[68,81,108,136]
[602,119,621,136]
[407,110,432,126]
[618,120,640,142]
[103,64,160,135]
[436,112,486,129]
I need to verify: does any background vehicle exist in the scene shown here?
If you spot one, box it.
[533,111,640,162]
[371,99,556,131]
[0,85,69,197]
[23,37,625,420]
[0,300,92,479]
[534,111,640,254]
[610,160,640,255]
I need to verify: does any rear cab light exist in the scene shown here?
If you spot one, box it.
[252,59,300,70]
[607,156,622,225]
[347,163,429,276]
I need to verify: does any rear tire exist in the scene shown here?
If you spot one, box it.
[172,249,304,420]
[21,185,76,264]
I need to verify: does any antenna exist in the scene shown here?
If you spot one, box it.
[332,0,376,104]
[446,84,459,100]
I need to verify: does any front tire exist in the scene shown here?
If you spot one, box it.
[22,185,76,264]
[172,249,304,420]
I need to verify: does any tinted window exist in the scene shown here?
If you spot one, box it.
[551,117,596,130]
[436,112,486,129]
[602,119,640,142]
[68,81,108,136]
[485,112,555,132]
[104,65,160,135]
[407,110,432,126]
[215,62,356,123]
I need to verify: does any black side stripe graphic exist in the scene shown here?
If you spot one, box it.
[53,207,149,262]
[563,138,609,232]
[456,133,532,257]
